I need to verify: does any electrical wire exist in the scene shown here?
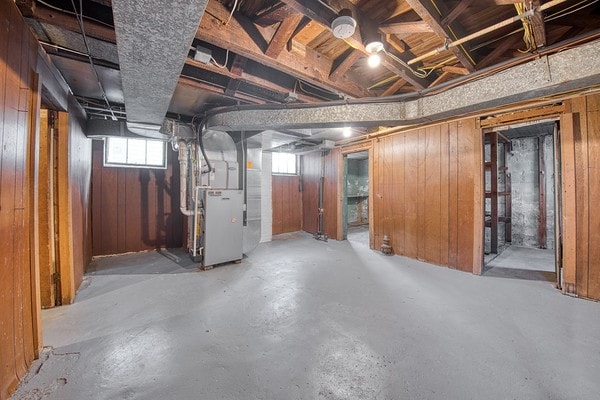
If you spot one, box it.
[211,49,230,68]
[191,115,212,174]
[515,3,535,52]
[224,0,239,26]
[69,0,117,120]
[545,0,599,21]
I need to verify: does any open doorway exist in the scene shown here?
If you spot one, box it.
[483,120,559,281]
[343,151,369,244]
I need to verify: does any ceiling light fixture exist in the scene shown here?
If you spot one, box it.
[365,38,384,68]
[343,127,352,138]
[332,9,356,39]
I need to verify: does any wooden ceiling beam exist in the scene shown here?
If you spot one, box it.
[442,65,469,75]
[476,34,521,70]
[379,21,433,34]
[197,0,368,97]
[329,49,363,82]
[254,4,297,26]
[265,14,304,58]
[403,0,476,72]
[184,59,320,103]
[381,78,407,97]
[441,0,474,26]
[278,0,434,89]
[429,70,451,87]
[179,76,266,104]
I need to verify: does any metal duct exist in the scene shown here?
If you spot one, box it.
[85,118,194,139]
[111,0,208,132]
[205,38,600,131]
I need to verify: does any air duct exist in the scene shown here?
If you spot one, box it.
[111,0,208,129]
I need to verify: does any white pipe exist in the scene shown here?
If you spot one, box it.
[178,140,195,216]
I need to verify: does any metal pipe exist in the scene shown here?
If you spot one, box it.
[178,140,195,216]
[408,0,570,65]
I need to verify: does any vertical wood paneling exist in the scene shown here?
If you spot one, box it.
[585,108,600,299]
[440,124,450,266]
[404,131,419,259]
[570,96,588,298]
[371,118,482,273]
[448,122,459,269]
[323,148,340,238]
[0,0,39,396]
[560,113,577,294]
[301,152,320,234]
[424,125,441,265]
[272,174,301,234]
[91,141,183,256]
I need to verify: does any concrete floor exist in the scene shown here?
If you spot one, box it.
[484,245,557,282]
[347,224,369,244]
[12,232,600,400]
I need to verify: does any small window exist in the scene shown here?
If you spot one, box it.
[104,137,167,169]
[272,152,297,175]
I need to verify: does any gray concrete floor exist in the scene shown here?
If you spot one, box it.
[484,245,557,282]
[347,224,369,245]
[12,232,600,400]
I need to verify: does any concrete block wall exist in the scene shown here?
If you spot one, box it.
[508,135,555,249]
[346,158,369,224]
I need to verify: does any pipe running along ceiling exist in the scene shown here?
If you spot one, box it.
[111,0,209,137]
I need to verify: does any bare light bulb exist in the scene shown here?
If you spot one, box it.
[368,53,381,68]
[343,127,352,138]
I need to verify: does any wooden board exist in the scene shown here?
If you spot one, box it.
[0,0,39,396]
[272,174,302,234]
[91,141,184,256]
[559,113,577,294]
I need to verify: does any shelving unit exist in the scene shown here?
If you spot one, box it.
[485,131,512,254]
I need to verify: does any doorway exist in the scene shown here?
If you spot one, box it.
[343,151,369,244]
[483,120,560,281]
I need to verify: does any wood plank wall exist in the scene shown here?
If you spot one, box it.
[563,93,600,300]
[0,1,39,398]
[64,99,92,295]
[301,148,340,238]
[91,140,183,255]
[371,118,484,273]
[272,175,302,234]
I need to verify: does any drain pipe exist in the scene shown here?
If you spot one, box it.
[178,140,195,216]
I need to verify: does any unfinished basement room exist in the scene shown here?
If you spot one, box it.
[2,0,600,399]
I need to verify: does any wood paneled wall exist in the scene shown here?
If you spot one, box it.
[64,99,92,297]
[562,94,600,300]
[301,148,340,239]
[371,118,484,273]
[272,175,302,234]
[0,1,39,398]
[91,141,183,255]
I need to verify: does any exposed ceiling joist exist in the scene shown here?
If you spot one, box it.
[476,34,521,70]
[278,0,434,89]
[265,14,304,58]
[197,0,369,97]
[441,0,474,26]
[381,78,407,97]
[329,49,363,82]
[403,0,476,72]
[379,21,433,34]
[184,59,320,103]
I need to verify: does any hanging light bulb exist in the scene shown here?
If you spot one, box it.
[343,127,352,137]
[368,53,381,68]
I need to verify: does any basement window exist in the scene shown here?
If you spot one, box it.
[272,152,297,175]
[104,137,167,169]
